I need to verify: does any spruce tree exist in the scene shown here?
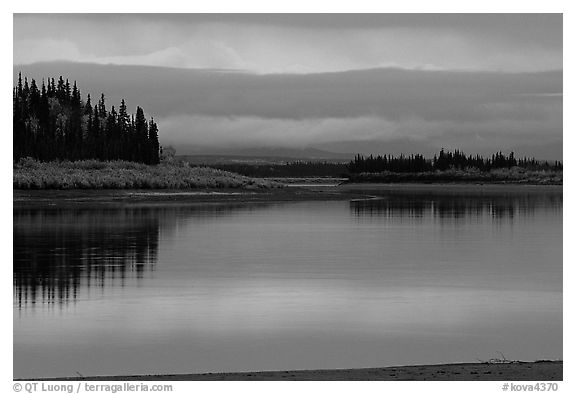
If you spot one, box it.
[14,74,161,164]
[148,118,160,165]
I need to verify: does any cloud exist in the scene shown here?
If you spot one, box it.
[14,39,84,64]
[14,62,562,121]
[15,14,562,47]
[156,115,397,148]
[155,114,561,154]
[14,14,562,73]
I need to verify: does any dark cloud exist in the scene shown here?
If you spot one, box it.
[14,14,562,73]
[15,14,562,48]
[14,62,562,122]
[148,13,563,48]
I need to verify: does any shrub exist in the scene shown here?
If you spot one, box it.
[13,159,282,190]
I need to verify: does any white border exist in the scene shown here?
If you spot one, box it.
[3,2,572,394]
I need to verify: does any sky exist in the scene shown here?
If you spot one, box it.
[13,14,563,158]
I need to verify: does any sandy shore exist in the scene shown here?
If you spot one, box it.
[31,361,562,381]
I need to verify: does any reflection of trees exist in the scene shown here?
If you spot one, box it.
[14,208,160,309]
[350,189,562,221]
[13,203,267,309]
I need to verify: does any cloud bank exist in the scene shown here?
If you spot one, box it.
[14,14,562,73]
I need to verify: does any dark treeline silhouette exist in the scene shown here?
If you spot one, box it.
[13,73,160,164]
[348,149,562,174]
[208,161,349,178]
[206,149,562,179]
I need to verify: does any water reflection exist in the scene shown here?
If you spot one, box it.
[13,204,268,309]
[13,208,160,309]
[13,189,562,378]
[350,188,562,222]
[15,190,562,309]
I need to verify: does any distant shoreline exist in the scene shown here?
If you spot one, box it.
[346,169,562,185]
[13,159,561,191]
[13,183,562,208]
[20,361,562,381]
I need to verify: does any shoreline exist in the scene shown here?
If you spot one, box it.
[13,183,562,208]
[19,361,562,381]
[12,187,361,208]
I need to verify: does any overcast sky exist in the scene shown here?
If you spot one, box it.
[13,14,563,158]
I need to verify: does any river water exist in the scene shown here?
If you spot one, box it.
[13,186,562,378]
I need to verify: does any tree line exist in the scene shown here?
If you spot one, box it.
[209,161,349,178]
[13,73,160,164]
[348,149,562,174]
[206,149,562,178]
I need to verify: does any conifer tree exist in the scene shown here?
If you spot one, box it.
[148,118,160,164]
[14,74,162,164]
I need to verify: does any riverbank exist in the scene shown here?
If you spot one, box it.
[348,168,562,185]
[14,159,562,190]
[12,187,359,209]
[13,183,561,208]
[27,361,562,381]
[13,159,280,190]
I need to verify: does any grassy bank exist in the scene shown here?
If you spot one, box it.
[13,159,281,190]
[349,167,562,185]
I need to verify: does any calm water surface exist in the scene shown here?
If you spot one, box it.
[13,186,562,378]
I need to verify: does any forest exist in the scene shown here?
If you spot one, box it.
[203,150,562,179]
[348,150,562,174]
[13,73,160,164]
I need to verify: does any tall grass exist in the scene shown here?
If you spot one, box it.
[13,158,281,190]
